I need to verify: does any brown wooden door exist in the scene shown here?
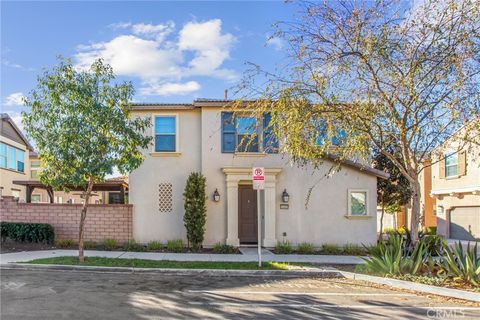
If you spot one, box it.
[238,185,258,243]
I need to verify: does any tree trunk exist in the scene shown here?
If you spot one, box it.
[409,179,421,241]
[378,194,385,242]
[78,177,94,263]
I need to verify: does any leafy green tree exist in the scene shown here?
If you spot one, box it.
[22,58,151,262]
[183,172,207,251]
[239,0,479,239]
[373,148,412,241]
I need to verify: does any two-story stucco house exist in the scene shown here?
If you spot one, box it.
[0,113,33,200]
[129,99,388,248]
[431,123,480,241]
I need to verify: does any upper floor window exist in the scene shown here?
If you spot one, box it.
[237,116,259,152]
[445,153,458,177]
[154,116,176,152]
[315,119,346,146]
[221,112,278,153]
[0,142,24,172]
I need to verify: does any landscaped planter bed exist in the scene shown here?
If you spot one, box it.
[0,240,241,254]
[331,264,480,293]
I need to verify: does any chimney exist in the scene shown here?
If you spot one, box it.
[224,89,228,100]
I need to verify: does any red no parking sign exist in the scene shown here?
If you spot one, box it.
[252,167,265,190]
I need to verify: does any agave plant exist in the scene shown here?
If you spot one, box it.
[362,234,430,276]
[439,241,480,286]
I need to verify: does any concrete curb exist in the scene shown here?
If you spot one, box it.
[339,271,480,303]
[1,263,344,277]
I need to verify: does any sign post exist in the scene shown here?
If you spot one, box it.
[252,167,265,267]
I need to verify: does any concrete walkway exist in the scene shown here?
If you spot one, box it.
[0,250,364,265]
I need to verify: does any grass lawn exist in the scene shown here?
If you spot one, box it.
[26,256,295,270]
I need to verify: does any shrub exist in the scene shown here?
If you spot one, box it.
[362,234,429,276]
[166,239,184,252]
[57,239,75,248]
[397,226,408,235]
[183,172,207,251]
[0,222,55,244]
[420,234,444,256]
[383,227,396,235]
[102,238,117,251]
[147,241,163,251]
[83,240,97,249]
[296,242,315,254]
[343,244,365,256]
[123,240,144,252]
[275,241,293,254]
[213,243,237,254]
[439,241,480,286]
[321,244,342,255]
[425,226,437,235]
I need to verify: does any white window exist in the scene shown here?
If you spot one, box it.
[348,190,368,216]
[154,115,177,152]
[55,196,63,204]
[31,194,41,203]
[445,153,458,177]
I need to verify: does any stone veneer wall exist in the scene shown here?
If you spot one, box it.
[0,196,133,243]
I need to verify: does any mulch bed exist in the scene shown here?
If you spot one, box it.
[1,240,57,253]
[331,264,480,293]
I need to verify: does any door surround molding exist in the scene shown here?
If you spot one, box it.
[222,167,281,247]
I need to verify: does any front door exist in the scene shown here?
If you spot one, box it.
[238,185,257,243]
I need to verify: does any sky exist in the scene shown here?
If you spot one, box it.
[1,0,297,130]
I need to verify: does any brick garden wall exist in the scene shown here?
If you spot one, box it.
[0,196,133,243]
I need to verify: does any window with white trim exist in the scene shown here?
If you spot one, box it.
[348,190,368,216]
[445,153,458,177]
[154,116,176,152]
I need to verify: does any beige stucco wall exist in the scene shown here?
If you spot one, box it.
[0,135,30,200]
[430,130,480,238]
[129,109,202,243]
[129,107,378,247]
[431,140,480,193]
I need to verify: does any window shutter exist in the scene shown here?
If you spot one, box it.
[439,158,445,179]
[221,112,235,153]
[263,113,279,153]
[457,150,467,176]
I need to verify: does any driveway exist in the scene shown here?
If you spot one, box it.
[1,269,479,319]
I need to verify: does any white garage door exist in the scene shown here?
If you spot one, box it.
[449,207,480,241]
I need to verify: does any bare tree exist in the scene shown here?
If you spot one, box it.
[238,0,480,239]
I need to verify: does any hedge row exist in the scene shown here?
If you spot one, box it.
[0,222,55,244]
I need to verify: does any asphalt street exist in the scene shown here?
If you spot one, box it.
[1,268,479,319]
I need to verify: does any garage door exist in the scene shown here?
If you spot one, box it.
[449,207,480,241]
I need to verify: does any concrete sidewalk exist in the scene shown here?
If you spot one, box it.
[0,249,364,265]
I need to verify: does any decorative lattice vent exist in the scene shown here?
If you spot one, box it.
[158,183,173,213]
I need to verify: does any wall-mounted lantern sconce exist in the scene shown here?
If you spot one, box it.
[213,189,220,202]
[282,189,290,203]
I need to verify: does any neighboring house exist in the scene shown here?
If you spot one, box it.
[0,113,33,200]
[28,151,128,204]
[129,99,388,247]
[430,125,480,241]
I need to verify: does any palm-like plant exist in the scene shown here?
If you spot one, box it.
[439,241,480,286]
[363,234,429,276]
